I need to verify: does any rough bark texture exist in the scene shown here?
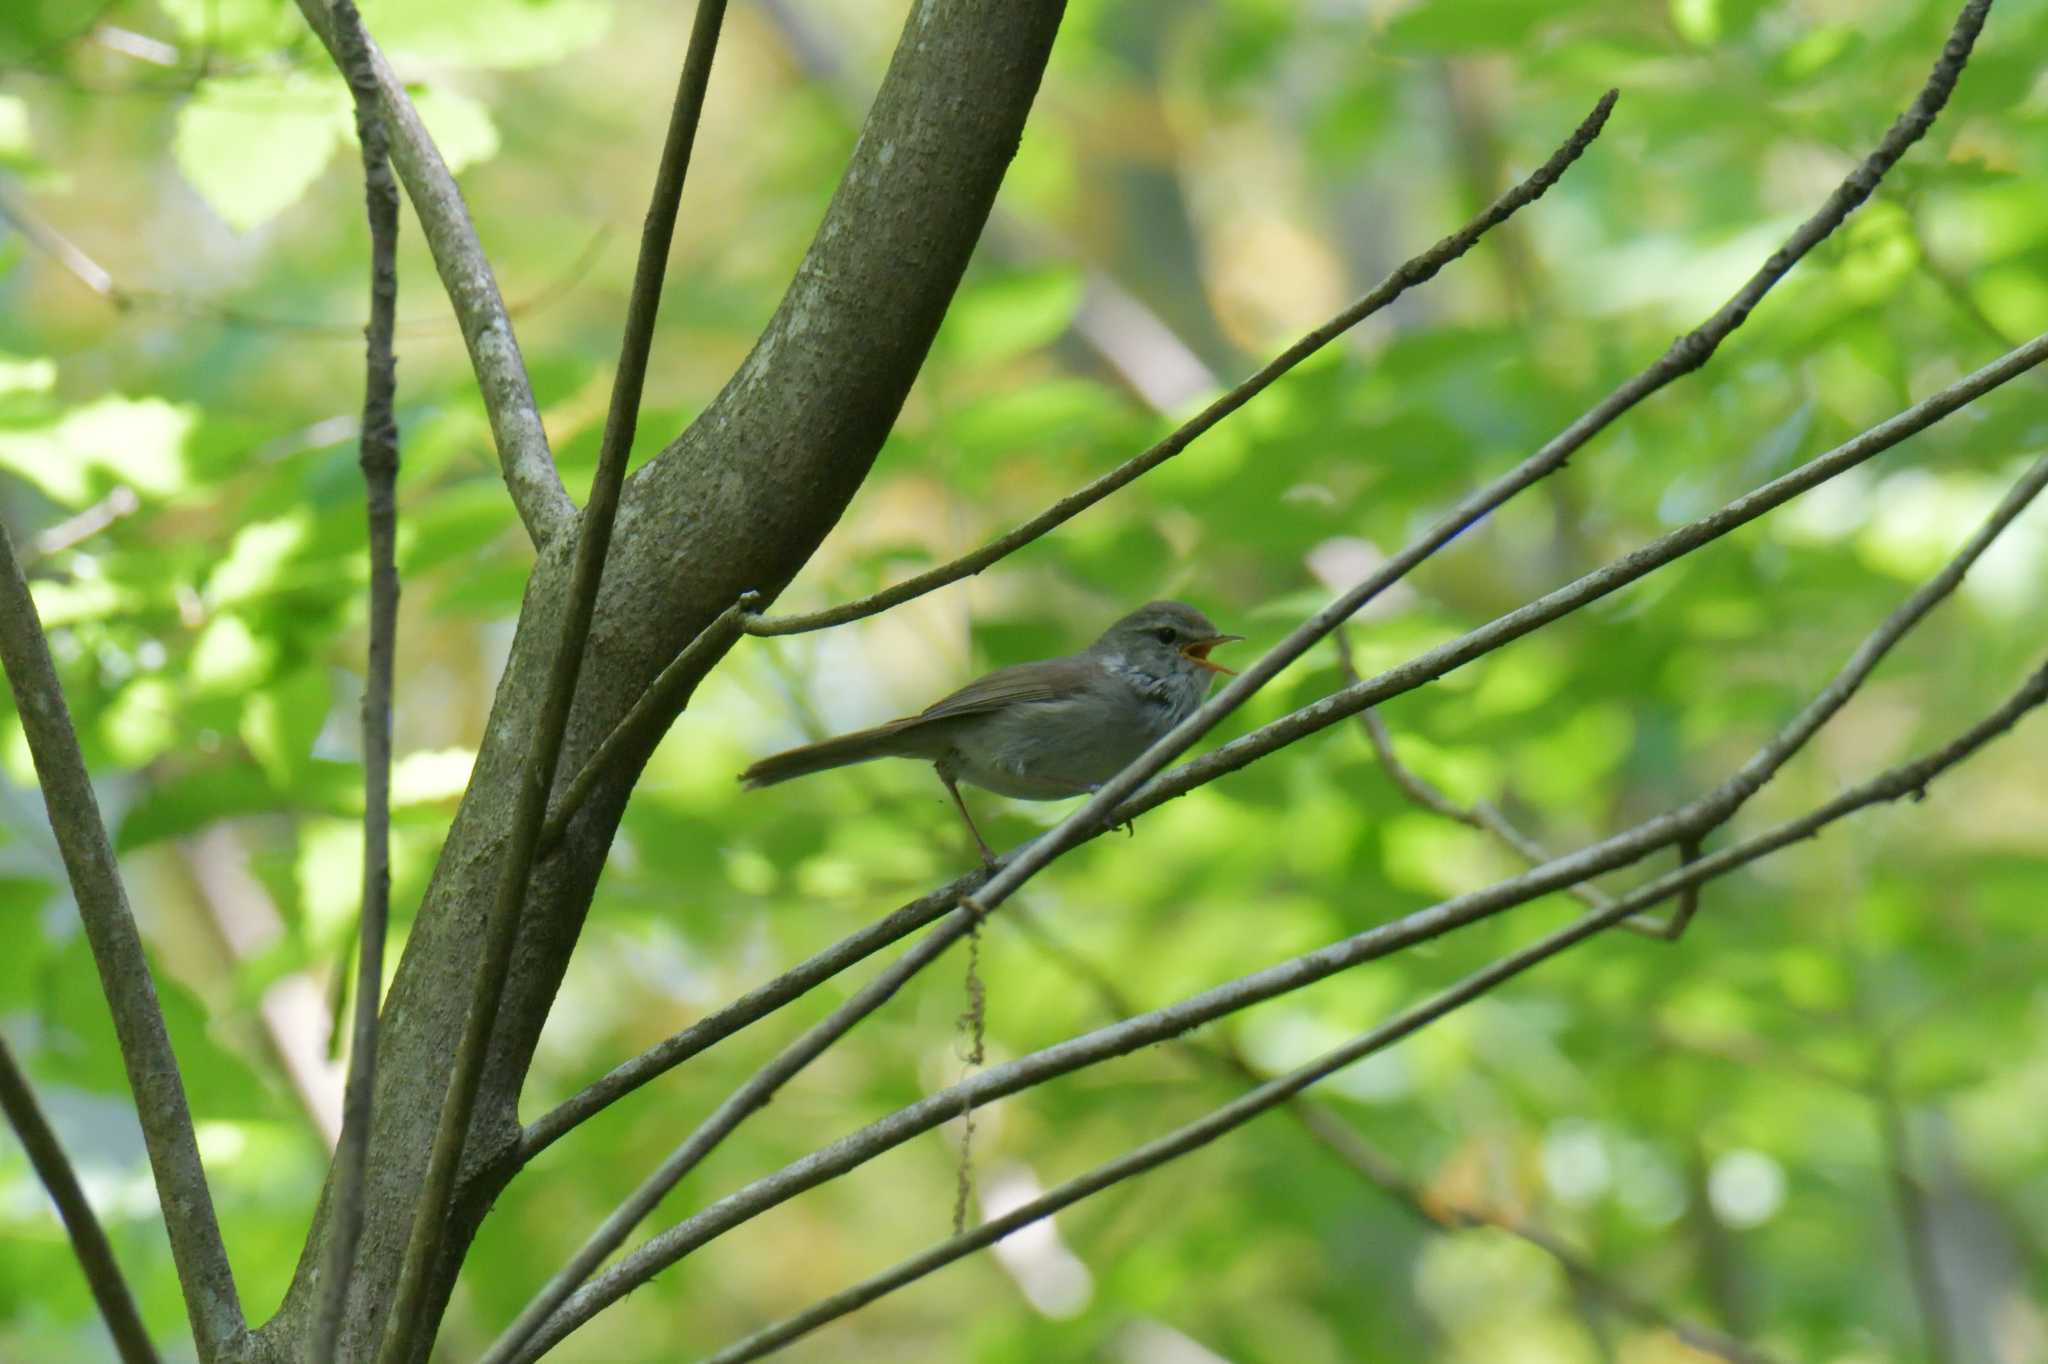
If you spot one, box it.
[254,1,1068,1359]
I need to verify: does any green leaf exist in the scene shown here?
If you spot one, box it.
[0,94,31,163]
[241,667,333,788]
[0,875,55,1008]
[174,74,350,232]
[190,613,280,696]
[939,268,1085,365]
[361,0,612,70]
[407,85,501,175]
[158,0,302,57]
[0,396,195,507]
[117,761,357,850]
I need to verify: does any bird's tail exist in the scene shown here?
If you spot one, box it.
[739,718,923,789]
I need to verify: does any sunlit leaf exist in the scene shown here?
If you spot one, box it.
[174,74,350,232]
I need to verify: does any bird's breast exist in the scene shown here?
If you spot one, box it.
[944,677,1198,800]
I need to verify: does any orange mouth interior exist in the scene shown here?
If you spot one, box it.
[1182,638,1240,676]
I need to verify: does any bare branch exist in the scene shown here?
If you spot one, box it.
[647,662,2047,1364]
[950,0,1992,935]
[538,591,760,851]
[313,0,401,1356]
[294,0,573,546]
[24,486,141,565]
[742,89,1620,636]
[373,7,731,1358]
[0,1036,159,1364]
[0,525,244,1356]
[0,180,118,297]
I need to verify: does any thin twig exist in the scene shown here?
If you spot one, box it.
[0,1036,159,1364]
[312,0,401,1357]
[521,323,2048,1165]
[538,591,759,851]
[293,0,572,546]
[950,0,1990,934]
[0,524,244,1356]
[742,90,1619,637]
[23,486,142,564]
[391,7,732,1362]
[656,662,2047,1364]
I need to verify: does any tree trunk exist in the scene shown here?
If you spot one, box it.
[252,3,1067,1357]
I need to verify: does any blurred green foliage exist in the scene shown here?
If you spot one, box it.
[3,0,2048,1360]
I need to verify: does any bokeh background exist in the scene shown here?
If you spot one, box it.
[2,0,2047,1359]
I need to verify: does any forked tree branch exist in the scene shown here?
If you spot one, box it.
[516,447,2048,1355]
[313,0,402,1357]
[597,658,2048,1364]
[294,0,573,546]
[538,591,759,851]
[0,525,243,1357]
[522,324,2048,1162]
[0,1036,159,1364]
[741,90,1618,637]
[371,6,732,1360]
[949,0,1991,932]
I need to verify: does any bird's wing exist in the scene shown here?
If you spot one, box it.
[916,657,1079,724]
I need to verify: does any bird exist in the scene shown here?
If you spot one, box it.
[740,601,1241,865]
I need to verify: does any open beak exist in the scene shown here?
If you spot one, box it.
[1181,633,1243,676]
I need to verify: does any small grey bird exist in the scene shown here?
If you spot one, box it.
[741,601,1241,864]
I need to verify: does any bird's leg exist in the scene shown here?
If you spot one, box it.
[1088,785,1135,838]
[939,769,997,868]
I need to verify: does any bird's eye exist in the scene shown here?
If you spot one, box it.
[1153,627,1177,645]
